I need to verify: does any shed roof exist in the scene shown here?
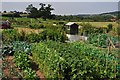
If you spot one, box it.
[66,22,78,26]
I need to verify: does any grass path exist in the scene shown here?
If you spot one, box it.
[15,27,44,34]
[76,22,118,28]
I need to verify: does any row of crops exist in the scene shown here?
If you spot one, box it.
[2,29,67,44]
[2,40,119,79]
[1,41,39,79]
[88,33,119,48]
[32,41,120,79]
[2,41,31,56]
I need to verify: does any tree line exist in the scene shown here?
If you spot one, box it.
[25,3,54,19]
[2,3,118,22]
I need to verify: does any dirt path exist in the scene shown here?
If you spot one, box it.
[29,56,46,80]
[2,56,46,80]
[3,56,22,79]
[15,27,44,34]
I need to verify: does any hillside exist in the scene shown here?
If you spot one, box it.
[77,11,120,17]
[100,11,120,16]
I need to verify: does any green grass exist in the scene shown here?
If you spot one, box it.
[77,22,118,28]
[2,17,118,36]
[2,17,118,28]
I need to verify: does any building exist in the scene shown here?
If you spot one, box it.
[66,22,79,35]
[65,22,87,42]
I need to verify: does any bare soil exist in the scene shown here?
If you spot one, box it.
[2,56,46,80]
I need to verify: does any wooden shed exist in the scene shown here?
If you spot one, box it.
[66,22,79,35]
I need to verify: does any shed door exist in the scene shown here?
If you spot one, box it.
[70,25,78,34]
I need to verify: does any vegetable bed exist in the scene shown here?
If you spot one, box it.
[32,41,120,79]
[1,41,45,80]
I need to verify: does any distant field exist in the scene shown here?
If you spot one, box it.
[76,22,118,28]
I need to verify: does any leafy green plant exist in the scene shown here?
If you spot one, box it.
[39,29,67,42]
[88,33,119,48]
[2,25,67,44]
[29,23,45,29]
[2,45,14,56]
[12,41,31,54]
[32,41,119,79]
[2,29,20,44]
[27,33,40,43]
[13,51,30,70]
[13,51,38,79]
[2,41,31,56]
[23,68,38,80]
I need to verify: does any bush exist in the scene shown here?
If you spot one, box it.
[43,23,55,29]
[2,13,21,17]
[2,25,68,44]
[88,33,119,48]
[12,41,31,54]
[2,29,28,44]
[2,29,20,44]
[13,51,30,70]
[27,33,40,43]
[107,24,113,32]
[23,68,38,80]
[58,21,65,25]
[39,29,67,42]
[29,23,46,29]
[80,23,107,35]
[13,51,38,79]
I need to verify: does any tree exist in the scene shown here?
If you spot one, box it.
[38,3,46,18]
[25,4,33,14]
[2,10,20,17]
[10,11,14,13]
[45,4,54,18]
[26,3,54,19]
[29,7,39,18]
[3,11,7,13]
[38,3,54,19]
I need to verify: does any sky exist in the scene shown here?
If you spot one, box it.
[1,0,120,2]
[1,2,119,15]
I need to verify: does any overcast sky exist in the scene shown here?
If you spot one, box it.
[2,2,119,15]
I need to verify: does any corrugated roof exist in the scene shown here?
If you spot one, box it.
[66,22,77,26]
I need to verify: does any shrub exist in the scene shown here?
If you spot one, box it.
[2,25,68,44]
[23,68,38,80]
[39,29,67,42]
[29,23,46,29]
[107,24,113,32]
[2,29,28,44]
[80,23,107,35]
[88,33,119,48]
[13,51,30,70]
[27,33,40,43]
[2,29,20,44]
[13,51,38,79]
[58,21,65,25]
[2,13,21,17]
